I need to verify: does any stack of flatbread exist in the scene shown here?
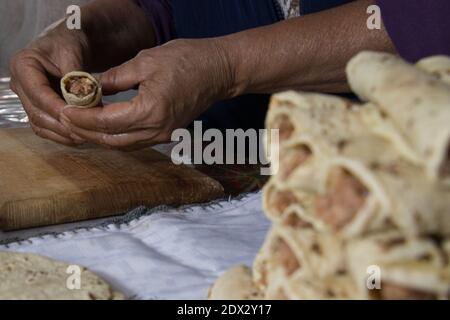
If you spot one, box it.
[209,52,450,300]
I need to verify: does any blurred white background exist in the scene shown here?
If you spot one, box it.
[0,0,88,76]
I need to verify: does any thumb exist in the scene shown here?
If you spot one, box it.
[99,59,141,95]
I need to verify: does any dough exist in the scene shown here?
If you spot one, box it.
[208,266,262,300]
[60,71,102,108]
[0,251,124,300]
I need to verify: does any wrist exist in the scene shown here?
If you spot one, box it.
[213,37,247,99]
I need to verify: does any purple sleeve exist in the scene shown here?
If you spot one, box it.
[377,0,450,62]
[136,0,175,46]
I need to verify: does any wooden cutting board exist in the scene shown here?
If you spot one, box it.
[0,128,224,231]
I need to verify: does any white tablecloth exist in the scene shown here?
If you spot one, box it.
[0,193,269,300]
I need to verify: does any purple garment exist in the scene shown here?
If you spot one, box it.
[136,0,175,45]
[377,0,450,62]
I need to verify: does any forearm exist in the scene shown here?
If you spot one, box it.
[222,0,396,95]
[64,0,155,71]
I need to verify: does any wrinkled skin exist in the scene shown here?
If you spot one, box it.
[60,39,233,150]
[9,31,86,145]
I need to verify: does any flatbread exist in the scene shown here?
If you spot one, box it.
[267,92,364,148]
[262,180,317,226]
[346,231,449,299]
[283,272,358,300]
[416,55,450,86]
[253,228,277,292]
[60,71,102,108]
[314,135,450,237]
[0,251,124,300]
[267,92,421,188]
[347,51,450,183]
[253,225,344,290]
[208,265,262,300]
[273,137,319,191]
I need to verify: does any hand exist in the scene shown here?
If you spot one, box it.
[61,39,235,150]
[9,0,155,146]
[9,26,88,145]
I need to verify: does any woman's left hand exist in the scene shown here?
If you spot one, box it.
[60,38,235,150]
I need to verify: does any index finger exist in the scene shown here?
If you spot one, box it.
[15,55,67,120]
[62,99,146,134]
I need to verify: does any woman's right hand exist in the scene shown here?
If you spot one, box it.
[9,24,88,145]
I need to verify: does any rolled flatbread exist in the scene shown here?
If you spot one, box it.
[282,272,359,300]
[276,226,345,279]
[262,180,317,226]
[253,227,302,296]
[253,225,344,289]
[346,231,448,300]
[247,53,450,301]
[262,181,297,223]
[416,55,450,86]
[208,265,262,300]
[61,71,102,108]
[254,225,348,300]
[0,251,124,300]
[267,92,421,189]
[267,91,366,149]
[444,239,450,260]
[347,51,450,183]
[312,135,450,237]
[253,228,274,292]
[274,137,317,191]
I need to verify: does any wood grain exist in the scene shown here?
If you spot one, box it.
[0,128,224,231]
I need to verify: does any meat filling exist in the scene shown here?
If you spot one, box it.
[274,114,295,143]
[269,189,298,218]
[284,212,313,229]
[272,238,300,276]
[315,168,369,230]
[67,76,96,98]
[280,145,312,180]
